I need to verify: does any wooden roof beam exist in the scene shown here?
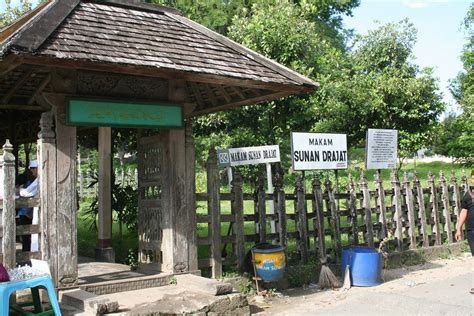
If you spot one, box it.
[0,55,22,77]
[18,56,313,94]
[216,85,232,103]
[203,83,217,107]
[189,82,205,106]
[28,73,51,105]
[190,90,290,117]
[1,69,35,104]
[0,104,44,111]
[231,86,246,100]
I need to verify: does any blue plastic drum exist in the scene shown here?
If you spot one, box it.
[341,247,383,287]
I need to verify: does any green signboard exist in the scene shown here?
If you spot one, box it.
[66,99,183,128]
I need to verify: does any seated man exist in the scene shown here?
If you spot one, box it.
[17,160,39,252]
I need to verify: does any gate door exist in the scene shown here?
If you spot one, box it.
[137,134,163,270]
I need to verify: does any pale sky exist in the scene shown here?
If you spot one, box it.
[343,0,472,114]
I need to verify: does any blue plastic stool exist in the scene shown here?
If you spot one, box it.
[0,274,61,315]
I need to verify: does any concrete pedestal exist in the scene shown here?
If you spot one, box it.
[95,247,115,263]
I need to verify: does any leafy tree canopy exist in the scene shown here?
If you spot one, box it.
[0,0,47,28]
[441,4,474,165]
[313,20,445,160]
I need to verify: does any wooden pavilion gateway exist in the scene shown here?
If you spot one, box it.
[0,0,316,289]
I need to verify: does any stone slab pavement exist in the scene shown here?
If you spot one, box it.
[251,254,474,316]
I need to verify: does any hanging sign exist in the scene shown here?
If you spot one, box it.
[365,129,398,169]
[66,99,183,128]
[291,132,348,170]
[217,145,280,168]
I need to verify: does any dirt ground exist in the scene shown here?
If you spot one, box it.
[249,254,474,315]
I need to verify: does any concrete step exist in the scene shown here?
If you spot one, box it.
[60,289,119,314]
[79,272,174,295]
[60,303,87,316]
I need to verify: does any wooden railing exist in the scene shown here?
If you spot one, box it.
[1,140,42,269]
[0,198,42,264]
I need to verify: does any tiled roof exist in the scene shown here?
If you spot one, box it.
[0,1,317,117]
[3,0,315,91]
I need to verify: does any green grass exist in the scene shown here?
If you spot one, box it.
[77,205,138,264]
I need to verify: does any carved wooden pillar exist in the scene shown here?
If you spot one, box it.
[38,111,58,284]
[162,124,186,274]
[96,127,115,263]
[185,121,198,272]
[161,79,190,273]
[2,140,16,270]
[54,100,78,288]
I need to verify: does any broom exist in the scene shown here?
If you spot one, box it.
[318,256,341,289]
[341,264,351,291]
[314,176,341,289]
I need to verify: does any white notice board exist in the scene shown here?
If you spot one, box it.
[218,145,280,167]
[365,129,398,169]
[291,132,348,170]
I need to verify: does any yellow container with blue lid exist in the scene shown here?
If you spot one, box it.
[252,244,285,282]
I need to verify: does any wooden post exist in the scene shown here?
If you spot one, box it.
[414,172,430,247]
[161,128,188,273]
[325,177,341,256]
[391,170,404,251]
[450,171,463,241]
[347,174,358,246]
[55,104,78,288]
[78,151,83,200]
[460,170,468,193]
[403,172,417,249]
[295,174,308,263]
[439,171,453,244]
[206,149,222,278]
[257,174,266,243]
[2,140,16,270]
[37,111,58,284]
[185,122,198,271]
[312,175,326,261]
[374,171,388,239]
[96,127,115,262]
[428,171,442,245]
[360,172,374,248]
[274,166,287,259]
[156,79,192,273]
[231,170,245,273]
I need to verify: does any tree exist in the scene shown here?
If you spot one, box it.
[0,0,47,28]
[146,0,254,35]
[445,4,474,165]
[313,20,445,162]
[192,0,359,169]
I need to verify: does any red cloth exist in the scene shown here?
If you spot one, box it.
[0,263,9,282]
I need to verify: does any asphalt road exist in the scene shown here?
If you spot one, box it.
[252,255,474,315]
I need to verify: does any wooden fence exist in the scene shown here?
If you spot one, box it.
[197,151,470,278]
